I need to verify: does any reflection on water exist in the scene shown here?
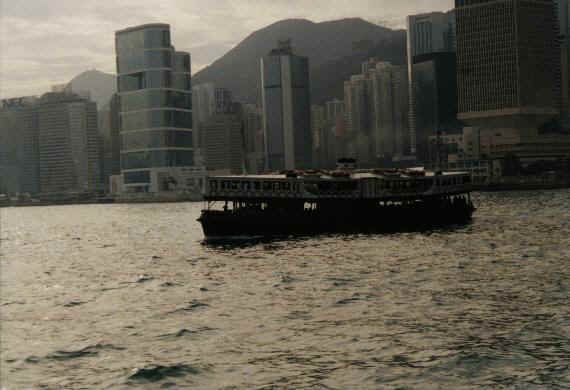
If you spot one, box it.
[1,190,569,388]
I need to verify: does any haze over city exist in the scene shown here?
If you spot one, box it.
[1,0,451,98]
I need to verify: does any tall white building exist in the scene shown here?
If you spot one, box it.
[261,39,312,171]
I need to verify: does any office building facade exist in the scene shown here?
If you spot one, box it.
[411,52,458,161]
[38,92,101,193]
[455,0,559,127]
[115,23,193,193]
[407,11,456,159]
[261,40,312,171]
[203,108,244,175]
[98,93,121,191]
[556,0,570,127]
[0,97,40,194]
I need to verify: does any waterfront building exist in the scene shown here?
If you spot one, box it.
[261,39,312,171]
[406,10,456,160]
[203,106,244,175]
[455,0,559,128]
[38,92,101,193]
[115,23,193,193]
[427,127,491,184]
[0,97,40,194]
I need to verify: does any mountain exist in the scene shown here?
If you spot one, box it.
[192,18,407,104]
[67,70,116,109]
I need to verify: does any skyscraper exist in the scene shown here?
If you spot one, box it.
[407,11,457,159]
[115,23,193,193]
[455,0,559,128]
[98,93,121,191]
[369,62,409,161]
[38,92,101,193]
[344,74,370,161]
[556,0,570,127]
[0,97,40,194]
[261,39,312,171]
[192,83,236,166]
[203,106,245,175]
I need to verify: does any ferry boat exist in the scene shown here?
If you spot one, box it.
[198,168,475,240]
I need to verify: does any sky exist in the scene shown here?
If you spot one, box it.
[0,0,452,99]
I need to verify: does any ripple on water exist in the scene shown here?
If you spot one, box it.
[1,191,570,388]
[127,363,203,384]
[24,343,125,364]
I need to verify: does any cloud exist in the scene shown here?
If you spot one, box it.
[0,0,452,99]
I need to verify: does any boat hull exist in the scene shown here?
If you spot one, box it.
[198,200,475,240]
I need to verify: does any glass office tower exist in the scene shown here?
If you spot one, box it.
[115,23,193,193]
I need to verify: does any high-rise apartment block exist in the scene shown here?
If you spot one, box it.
[115,23,193,193]
[38,92,101,193]
[407,11,457,161]
[344,74,370,161]
[261,39,312,171]
[343,60,409,167]
[370,62,410,161]
[455,0,559,127]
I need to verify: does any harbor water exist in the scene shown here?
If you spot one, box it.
[1,190,569,389]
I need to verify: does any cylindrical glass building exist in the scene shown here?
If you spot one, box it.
[115,23,193,193]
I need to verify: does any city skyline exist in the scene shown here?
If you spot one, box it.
[1,0,452,99]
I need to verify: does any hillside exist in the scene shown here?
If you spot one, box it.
[192,18,406,104]
[67,70,116,109]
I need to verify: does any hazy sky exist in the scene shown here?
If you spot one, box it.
[1,0,451,99]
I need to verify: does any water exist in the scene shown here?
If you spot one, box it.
[1,190,569,389]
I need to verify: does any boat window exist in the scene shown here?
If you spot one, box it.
[263,181,272,191]
[254,181,261,190]
[210,180,217,190]
[243,182,250,191]
[221,181,227,190]
[231,181,239,190]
